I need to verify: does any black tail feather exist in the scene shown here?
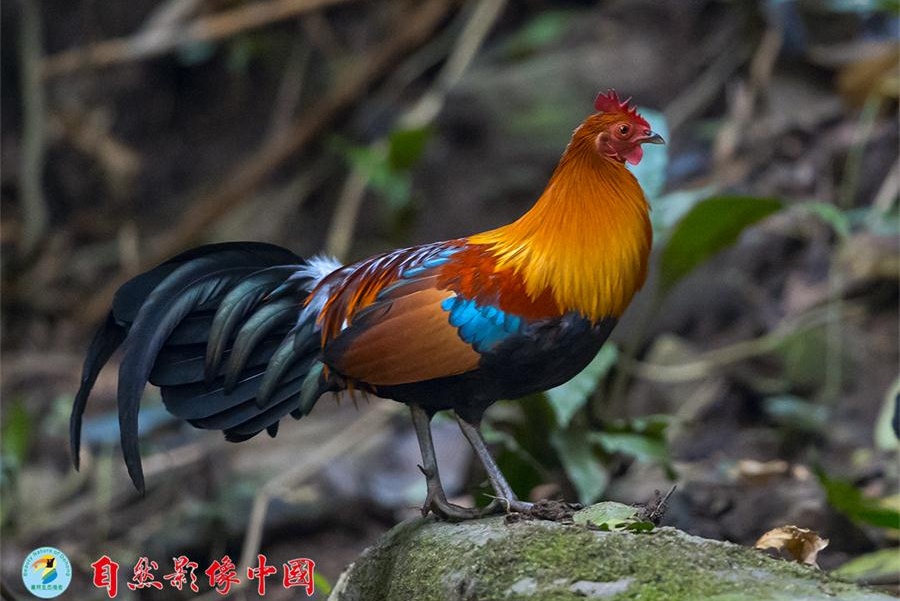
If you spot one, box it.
[149,339,281,387]
[204,265,301,383]
[119,265,264,490]
[166,313,215,345]
[256,330,310,408]
[224,393,310,440]
[70,242,330,492]
[70,312,127,470]
[186,374,308,431]
[161,358,312,421]
[222,298,299,392]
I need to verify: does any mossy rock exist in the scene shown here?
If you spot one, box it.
[329,503,891,601]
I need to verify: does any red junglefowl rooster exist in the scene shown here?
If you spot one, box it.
[71,91,664,520]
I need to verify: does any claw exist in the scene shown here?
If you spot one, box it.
[424,497,504,522]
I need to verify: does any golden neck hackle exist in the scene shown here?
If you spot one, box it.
[469,119,653,321]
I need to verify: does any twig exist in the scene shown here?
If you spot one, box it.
[822,94,883,406]
[713,27,783,169]
[621,302,864,383]
[41,0,360,78]
[325,168,370,260]
[78,0,453,327]
[663,41,752,133]
[213,155,339,240]
[401,0,508,128]
[871,157,900,218]
[838,95,883,210]
[266,31,312,141]
[141,0,205,33]
[17,0,49,258]
[49,111,143,198]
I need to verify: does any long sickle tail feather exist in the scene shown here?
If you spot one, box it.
[70,242,336,492]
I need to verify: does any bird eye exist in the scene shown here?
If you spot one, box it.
[617,124,630,137]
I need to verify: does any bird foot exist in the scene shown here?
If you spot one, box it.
[502,499,582,523]
[421,494,504,522]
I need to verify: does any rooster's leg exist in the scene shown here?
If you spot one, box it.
[455,415,534,514]
[409,405,501,520]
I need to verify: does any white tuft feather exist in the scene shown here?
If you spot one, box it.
[291,254,342,291]
[293,254,342,328]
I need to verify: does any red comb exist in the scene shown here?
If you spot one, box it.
[594,90,649,127]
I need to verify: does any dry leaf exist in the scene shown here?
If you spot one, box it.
[755,525,829,567]
[732,459,790,485]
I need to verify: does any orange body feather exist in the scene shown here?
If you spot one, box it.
[315,111,652,349]
[467,113,652,321]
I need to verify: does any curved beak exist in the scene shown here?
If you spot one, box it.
[642,132,665,145]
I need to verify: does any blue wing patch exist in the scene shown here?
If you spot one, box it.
[441,296,522,352]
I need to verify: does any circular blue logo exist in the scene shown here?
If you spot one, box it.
[22,547,72,599]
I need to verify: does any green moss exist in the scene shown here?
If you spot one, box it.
[330,504,893,601]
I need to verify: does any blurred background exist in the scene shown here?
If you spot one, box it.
[1,0,898,598]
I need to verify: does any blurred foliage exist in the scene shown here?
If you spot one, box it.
[659,196,784,294]
[500,10,575,59]
[546,345,618,429]
[834,548,900,582]
[763,395,831,434]
[817,470,900,530]
[332,126,434,213]
[825,0,900,13]
[874,377,900,452]
[0,399,31,524]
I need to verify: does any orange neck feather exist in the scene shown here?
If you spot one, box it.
[469,116,652,321]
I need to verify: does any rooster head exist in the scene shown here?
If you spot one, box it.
[591,89,664,166]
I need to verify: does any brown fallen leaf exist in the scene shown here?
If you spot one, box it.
[755,525,829,567]
[733,459,791,485]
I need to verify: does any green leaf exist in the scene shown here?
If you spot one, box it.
[589,432,669,464]
[1,400,31,468]
[314,571,333,595]
[825,0,900,13]
[343,144,411,209]
[605,414,671,437]
[799,202,852,240]
[572,501,655,533]
[818,470,900,529]
[660,196,784,293]
[627,108,669,202]
[651,185,718,234]
[388,127,433,171]
[874,377,899,451]
[550,429,609,504]
[589,416,675,477]
[502,11,574,57]
[764,395,830,434]
[573,501,639,527]
[777,326,830,389]
[545,344,618,428]
[833,548,900,582]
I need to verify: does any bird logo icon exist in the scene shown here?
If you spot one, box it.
[30,555,58,584]
[22,547,71,598]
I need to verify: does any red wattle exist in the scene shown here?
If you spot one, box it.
[623,145,644,165]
